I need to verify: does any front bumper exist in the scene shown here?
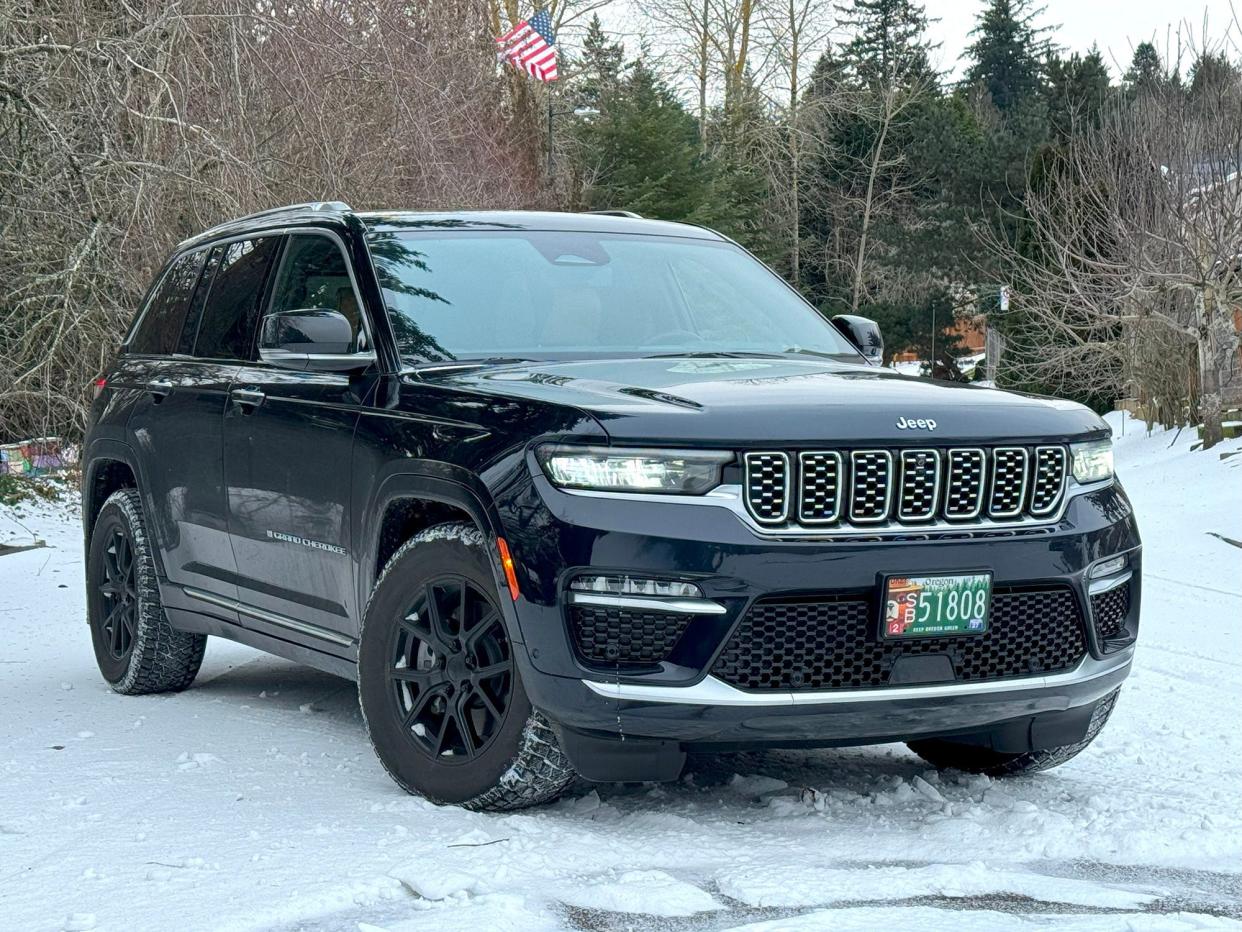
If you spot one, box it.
[492,471,1140,760]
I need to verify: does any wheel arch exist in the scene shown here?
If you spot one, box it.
[82,440,142,547]
[359,471,505,615]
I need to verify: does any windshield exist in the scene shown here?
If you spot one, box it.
[366,229,861,364]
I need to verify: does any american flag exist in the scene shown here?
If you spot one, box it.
[496,8,558,82]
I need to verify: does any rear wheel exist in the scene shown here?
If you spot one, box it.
[87,489,206,694]
[357,523,575,810]
[906,689,1120,777]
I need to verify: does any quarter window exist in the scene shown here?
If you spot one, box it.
[192,237,280,360]
[127,250,205,356]
[265,235,365,351]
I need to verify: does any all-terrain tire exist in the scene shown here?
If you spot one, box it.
[357,522,576,811]
[906,688,1121,777]
[87,488,206,694]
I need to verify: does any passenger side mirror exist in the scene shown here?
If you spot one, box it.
[259,309,375,372]
[831,314,884,365]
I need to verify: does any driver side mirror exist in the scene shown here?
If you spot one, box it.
[259,309,375,373]
[831,314,884,365]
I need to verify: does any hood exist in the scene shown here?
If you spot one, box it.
[432,357,1108,445]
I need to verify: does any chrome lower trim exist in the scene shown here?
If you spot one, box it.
[581,650,1133,707]
[1088,570,1133,596]
[563,478,1113,541]
[567,592,727,615]
[182,586,355,647]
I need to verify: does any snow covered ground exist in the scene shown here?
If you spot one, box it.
[2,412,1240,932]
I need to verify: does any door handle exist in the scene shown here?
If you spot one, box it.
[230,388,266,412]
[145,379,173,401]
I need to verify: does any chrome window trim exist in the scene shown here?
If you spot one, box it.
[1029,445,1069,517]
[581,649,1133,707]
[743,451,791,524]
[796,451,844,524]
[560,476,1114,541]
[848,449,894,524]
[987,447,1030,519]
[897,448,942,523]
[944,447,987,520]
[568,592,728,615]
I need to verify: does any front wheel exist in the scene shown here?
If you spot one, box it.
[87,488,206,694]
[906,689,1120,777]
[357,523,575,810]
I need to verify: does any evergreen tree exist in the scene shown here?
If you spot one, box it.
[1045,46,1111,137]
[577,57,707,221]
[837,0,938,87]
[965,0,1052,113]
[1124,41,1163,93]
[575,15,624,110]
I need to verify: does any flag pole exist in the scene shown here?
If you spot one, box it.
[547,94,554,178]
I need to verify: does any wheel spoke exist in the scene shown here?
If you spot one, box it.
[473,659,511,681]
[453,691,478,757]
[464,610,501,649]
[390,666,433,685]
[401,682,446,730]
[433,704,455,755]
[475,684,504,723]
[110,606,126,653]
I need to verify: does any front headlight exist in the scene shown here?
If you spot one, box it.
[1070,439,1114,483]
[536,445,731,494]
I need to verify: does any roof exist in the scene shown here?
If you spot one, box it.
[174,204,723,253]
[356,209,723,240]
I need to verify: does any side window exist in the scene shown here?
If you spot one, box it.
[176,246,222,355]
[193,237,281,360]
[265,234,366,351]
[127,250,205,356]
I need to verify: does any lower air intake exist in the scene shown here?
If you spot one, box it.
[711,587,1087,691]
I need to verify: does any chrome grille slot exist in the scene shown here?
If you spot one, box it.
[798,452,843,523]
[1029,446,1068,516]
[740,444,1071,534]
[897,449,940,522]
[848,450,893,523]
[988,448,1029,518]
[743,452,790,523]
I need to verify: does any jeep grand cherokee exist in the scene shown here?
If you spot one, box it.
[82,202,1139,809]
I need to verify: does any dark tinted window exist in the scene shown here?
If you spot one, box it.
[193,237,280,360]
[128,250,205,356]
[176,247,221,355]
[265,234,365,351]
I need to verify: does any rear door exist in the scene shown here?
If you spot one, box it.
[124,246,241,608]
[222,231,374,648]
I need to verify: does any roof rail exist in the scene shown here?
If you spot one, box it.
[230,201,353,224]
[584,209,642,219]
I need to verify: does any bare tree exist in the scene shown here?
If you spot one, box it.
[980,74,1242,447]
[1,0,540,442]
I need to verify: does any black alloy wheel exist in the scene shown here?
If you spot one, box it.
[389,576,513,762]
[97,526,138,661]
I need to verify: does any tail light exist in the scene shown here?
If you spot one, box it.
[92,376,107,400]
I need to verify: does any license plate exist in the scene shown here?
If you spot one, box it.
[882,573,992,639]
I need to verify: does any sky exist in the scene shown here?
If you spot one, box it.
[592,0,1242,82]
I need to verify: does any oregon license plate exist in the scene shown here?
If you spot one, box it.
[882,573,992,639]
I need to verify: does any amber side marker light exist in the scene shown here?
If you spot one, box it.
[496,538,520,601]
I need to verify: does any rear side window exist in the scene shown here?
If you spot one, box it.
[127,250,205,356]
[192,237,280,360]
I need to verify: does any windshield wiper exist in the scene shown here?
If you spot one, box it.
[408,356,541,375]
[643,350,787,360]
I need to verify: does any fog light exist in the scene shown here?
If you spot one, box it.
[1090,555,1127,578]
[570,575,703,599]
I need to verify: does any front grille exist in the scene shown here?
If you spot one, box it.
[712,587,1087,691]
[569,604,692,667]
[742,444,1069,531]
[1090,583,1130,641]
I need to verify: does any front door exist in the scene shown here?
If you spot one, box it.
[222,232,374,648]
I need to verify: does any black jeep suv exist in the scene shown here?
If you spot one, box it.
[83,202,1140,809]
